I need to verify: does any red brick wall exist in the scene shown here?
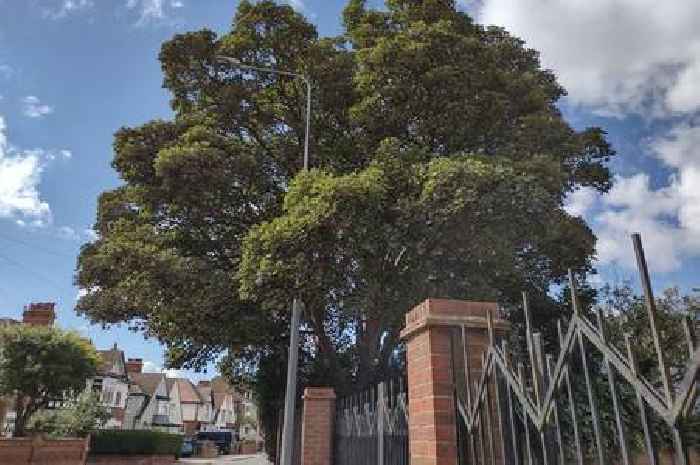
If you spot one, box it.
[0,436,89,465]
[87,455,176,465]
[301,387,336,465]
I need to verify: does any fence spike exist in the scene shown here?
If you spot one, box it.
[571,273,605,465]
[632,233,674,407]
[596,308,631,465]
[546,354,565,465]
[502,341,521,465]
[463,324,473,412]
[523,293,541,410]
[517,363,534,465]
[625,333,658,465]
[567,269,581,317]
[682,318,697,418]
[484,369,497,465]
[533,333,549,465]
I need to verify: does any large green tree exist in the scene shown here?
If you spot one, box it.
[76,0,612,391]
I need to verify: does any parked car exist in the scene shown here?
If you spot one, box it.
[196,431,233,455]
[180,438,195,457]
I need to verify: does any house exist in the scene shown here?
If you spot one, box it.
[124,360,181,433]
[236,387,260,442]
[210,377,237,431]
[165,378,183,433]
[0,303,56,435]
[196,381,214,427]
[88,343,129,428]
[174,378,211,436]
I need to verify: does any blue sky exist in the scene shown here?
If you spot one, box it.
[0,0,698,378]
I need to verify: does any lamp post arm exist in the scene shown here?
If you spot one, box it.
[218,56,311,170]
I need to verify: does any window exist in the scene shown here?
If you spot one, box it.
[157,400,169,416]
[115,391,121,406]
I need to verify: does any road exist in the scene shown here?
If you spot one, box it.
[178,454,272,465]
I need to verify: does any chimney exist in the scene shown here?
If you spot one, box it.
[22,302,56,327]
[126,358,143,374]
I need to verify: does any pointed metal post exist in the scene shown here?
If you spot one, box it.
[631,234,687,465]
[569,269,605,465]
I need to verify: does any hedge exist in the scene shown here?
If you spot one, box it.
[90,430,183,456]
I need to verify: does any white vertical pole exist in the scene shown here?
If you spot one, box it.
[280,298,302,465]
[281,77,312,465]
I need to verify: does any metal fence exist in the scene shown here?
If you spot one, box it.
[455,233,700,465]
[335,378,409,465]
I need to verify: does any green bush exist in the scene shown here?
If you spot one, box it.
[30,392,111,438]
[90,430,183,456]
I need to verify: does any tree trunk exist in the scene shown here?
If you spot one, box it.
[13,394,26,437]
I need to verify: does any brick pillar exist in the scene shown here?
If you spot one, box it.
[301,387,336,465]
[401,299,509,465]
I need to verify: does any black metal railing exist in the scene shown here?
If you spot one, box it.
[335,378,409,465]
[455,234,699,465]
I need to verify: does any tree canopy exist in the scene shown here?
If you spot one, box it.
[0,325,99,436]
[75,0,613,393]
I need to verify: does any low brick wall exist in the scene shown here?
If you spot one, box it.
[87,455,176,465]
[239,441,258,455]
[0,436,89,465]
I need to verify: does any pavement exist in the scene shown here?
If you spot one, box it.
[178,454,272,465]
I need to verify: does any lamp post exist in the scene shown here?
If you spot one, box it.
[217,56,310,465]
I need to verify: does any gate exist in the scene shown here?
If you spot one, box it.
[334,378,409,465]
[455,233,699,465]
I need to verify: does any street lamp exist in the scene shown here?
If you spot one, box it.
[217,56,310,465]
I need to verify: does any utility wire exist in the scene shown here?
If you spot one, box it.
[0,231,78,260]
[0,251,68,294]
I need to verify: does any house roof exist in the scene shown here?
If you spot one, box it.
[96,346,126,376]
[174,378,202,403]
[165,378,177,393]
[211,376,243,402]
[129,372,166,397]
[212,392,228,410]
[0,318,20,327]
[197,385,212,403]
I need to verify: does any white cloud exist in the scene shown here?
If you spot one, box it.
[564,186,598,218]
[22,96,53,118]
[282,0,305,11]
[142,360,185,378]
[76,288,88,300]
[573,124,700,273]
[0,116,52,225]
[84,228,99,241]
[57,225,80,241]
[142,360,160,372]
[478,0,700,117]
[126,0,184,25]
[44,0,94,19]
